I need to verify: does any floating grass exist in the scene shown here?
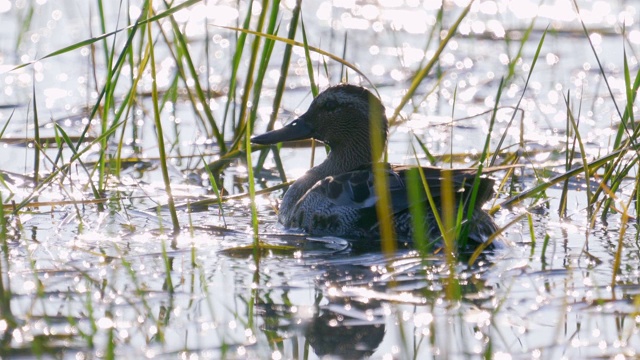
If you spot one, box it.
[219,243,299,258]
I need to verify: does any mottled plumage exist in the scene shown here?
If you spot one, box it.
[252,84,505,249]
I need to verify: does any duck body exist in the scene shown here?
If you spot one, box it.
[252,84,502,249]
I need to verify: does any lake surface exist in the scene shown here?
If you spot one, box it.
[0,0,639,358]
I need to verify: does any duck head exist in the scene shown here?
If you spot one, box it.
[252,84,388,164]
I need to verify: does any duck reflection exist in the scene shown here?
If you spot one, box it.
[255,243,496,359]
[305,296,385,359]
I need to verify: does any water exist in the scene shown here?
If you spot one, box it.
[1,0,640,358]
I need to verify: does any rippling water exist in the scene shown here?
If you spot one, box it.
[0,0,639,358]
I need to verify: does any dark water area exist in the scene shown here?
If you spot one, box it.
[1,0,640,359]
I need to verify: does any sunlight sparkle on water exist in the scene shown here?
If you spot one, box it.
[413,312,433,327]
[97,317,114,329]
[0,0,10,12]
[129,5,141,20]
[341,13,369,30]
[237,346,247,356]
[493,352,513,360]
[194,3,239,24]
[464,308,491,326]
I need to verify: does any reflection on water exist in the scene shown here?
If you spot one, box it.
[0,0,640,358]
[0,192,639,358]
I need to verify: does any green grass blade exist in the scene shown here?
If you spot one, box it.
[227,0,271,153]
[247,0,282,146]
[410,143,447,245]
[53,124,103,206]
[164,10,225,150]
[370,102,395,254]
[300,15,318,96]
[0,191,17,330]
[504,11,537,84]
[459,78,503,246]
[146,4,179,232]
[216,25,375,89]
[499,146,633,209]
[10,0,201,71]
[255,0,302,177]
[490,26,548,166]
[406,168,429,255]
[200,154,227,226]
[245,108,261,256]
[412,133,437,166]
[12,117,125,213]
[31,76,40,185]
[389,0,473,124]
[571,0,634,149]
[221,0,254,137]
[562,92,593,218]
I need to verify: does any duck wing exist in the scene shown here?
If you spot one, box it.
[392,165,496,211]
[306,164,495,213]
[307,165,389,209]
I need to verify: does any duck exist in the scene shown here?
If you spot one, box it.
[252,84,504,250]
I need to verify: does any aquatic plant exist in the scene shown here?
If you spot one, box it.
[0,0,638,358]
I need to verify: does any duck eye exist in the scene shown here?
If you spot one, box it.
[322,99,339,112]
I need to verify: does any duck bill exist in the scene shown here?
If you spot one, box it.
[251,116,314,145]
